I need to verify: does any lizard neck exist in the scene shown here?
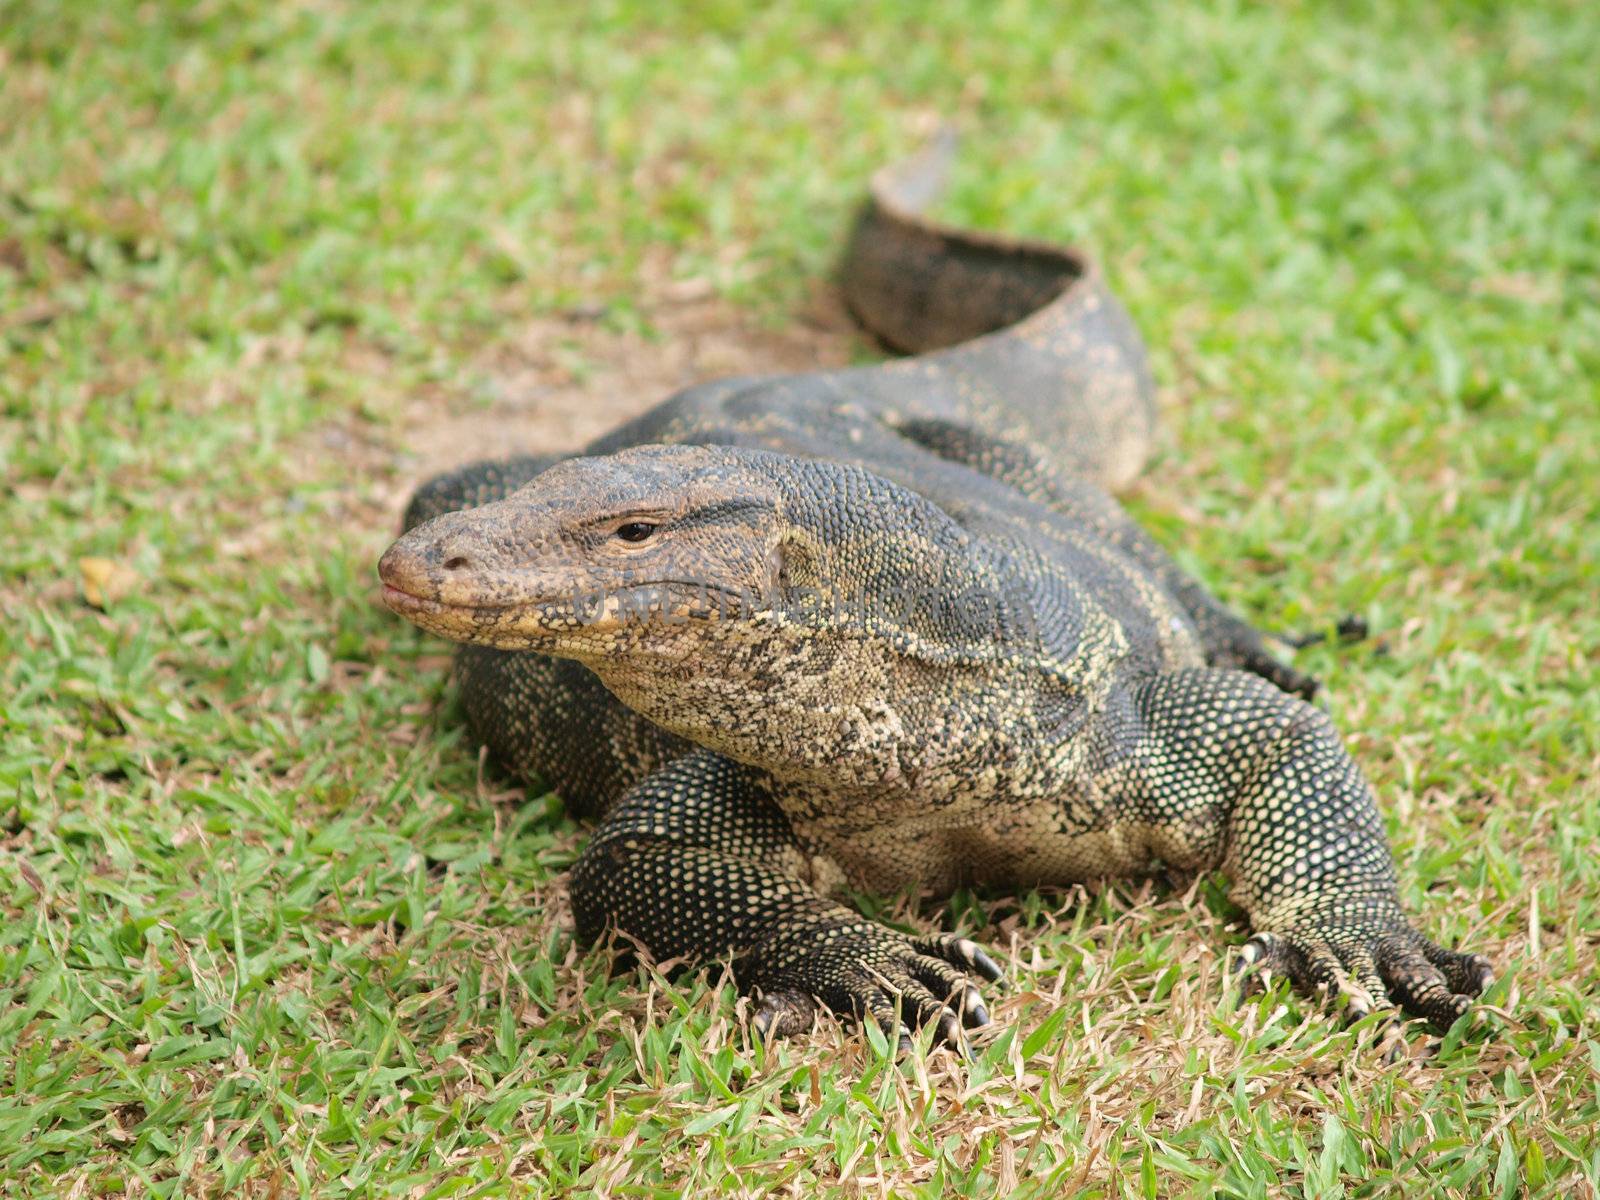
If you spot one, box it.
[583,573,1120,802]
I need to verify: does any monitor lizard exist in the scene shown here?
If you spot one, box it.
[378,137,1493,1049]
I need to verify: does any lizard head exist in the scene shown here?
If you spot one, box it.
[379,444,787,658]
[381,442,1054,785]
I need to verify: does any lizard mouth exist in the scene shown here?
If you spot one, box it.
[381,573,757,653]
[380,584,515,618]
[380,582,554,651]
[381,583,438,615]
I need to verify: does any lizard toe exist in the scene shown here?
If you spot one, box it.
[1232,931,1298,996]
[905,953,993,1029]
[745,920,1001,1053]
[1335,947,1392,1024]
[910,933,1004,983]
[855,985,909,1052]
[1420,941,1496,997]
[852,975,960,1054]
[1376,935,1480,1029]
[876,970,967,1050]
[752,989,820,1042]
[1237,929,1392,1022]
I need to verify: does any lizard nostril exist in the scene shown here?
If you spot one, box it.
[442,555,471,571]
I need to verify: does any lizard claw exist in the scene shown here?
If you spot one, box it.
[911,932,1005,984]
[743,923,1001,1054]
[1234,917,1494,1031]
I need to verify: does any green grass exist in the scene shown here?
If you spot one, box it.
[3,0,1598,1195]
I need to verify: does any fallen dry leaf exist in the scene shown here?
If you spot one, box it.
[79,556,139,609]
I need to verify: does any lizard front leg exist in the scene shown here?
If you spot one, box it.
[570,749,999,1049]
[1113,670,1494,1027]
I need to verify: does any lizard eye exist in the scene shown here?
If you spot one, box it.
[615,521,658,543]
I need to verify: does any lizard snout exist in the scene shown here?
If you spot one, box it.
[378,512,500,608]
[377,540,432,601]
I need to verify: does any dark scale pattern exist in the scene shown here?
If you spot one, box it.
[379,144,1495,1048]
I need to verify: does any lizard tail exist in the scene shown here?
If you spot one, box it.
[837,132,1158,491]
[840,128,1082,354]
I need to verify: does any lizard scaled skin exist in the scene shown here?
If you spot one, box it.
[379,140,1494,1047]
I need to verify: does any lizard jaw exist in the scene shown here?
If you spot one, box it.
[380,578,746,655]
[379,582,539,647]
[380,583,447,617]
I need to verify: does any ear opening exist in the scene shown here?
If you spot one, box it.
[768,530,824,601]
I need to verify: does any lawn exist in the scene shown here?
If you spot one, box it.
[2,0,1597,1195]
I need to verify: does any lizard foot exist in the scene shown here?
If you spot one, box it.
[1284,614,1371,650]
[1250,614,1373,700]
[747,925,1001,1052]
[1234,917,1494,1029]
